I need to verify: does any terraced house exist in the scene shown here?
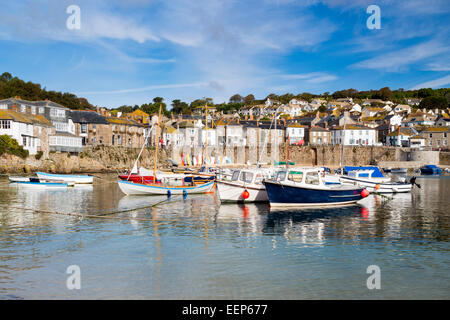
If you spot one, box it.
[419,127,449,149]
[0,109,53,156]
[0,97,82,153]
[106,117,145,148]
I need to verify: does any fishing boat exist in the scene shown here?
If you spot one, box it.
[338,168,412,193]
[216,168,271,202]
[36,172,93,184]
[419,165,442,175]
[263,168,369,207]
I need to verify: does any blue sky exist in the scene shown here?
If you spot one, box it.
[0,0,449,109]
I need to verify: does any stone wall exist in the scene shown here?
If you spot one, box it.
[0,146,166,174]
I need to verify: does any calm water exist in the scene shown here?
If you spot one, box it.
[0,174,449,299]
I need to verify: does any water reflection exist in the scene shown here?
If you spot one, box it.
[0,175,449,299]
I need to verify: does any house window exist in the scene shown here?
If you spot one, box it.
[21,105,26,113]
[429,133,432,138]
[0,120,11,129]
[23,136,27,146]
[31,106,36,114]
[99,136,103,144]
[39,107,44,114]
[437,140,440,147]
[81,124,87,133]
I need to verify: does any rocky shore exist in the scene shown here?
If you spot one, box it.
[0,146,163,174]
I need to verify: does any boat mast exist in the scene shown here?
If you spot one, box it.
[153,104,162,180]
[204,103,208,167]
[340,114,346,174]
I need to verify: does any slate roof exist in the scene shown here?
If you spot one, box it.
[70,110,109,124]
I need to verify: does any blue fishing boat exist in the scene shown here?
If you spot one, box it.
[263,168,369,208]
[419,165,442,175]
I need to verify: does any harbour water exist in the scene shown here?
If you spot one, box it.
[0,174,449,299]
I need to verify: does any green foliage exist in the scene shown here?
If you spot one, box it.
[0,72,95,110]
[35,151,43,160]
[0,135,29,159]
[419,96,449,109]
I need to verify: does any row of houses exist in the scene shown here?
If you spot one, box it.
[1,97,449,159]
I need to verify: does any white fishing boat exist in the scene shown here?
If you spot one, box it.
[338,169,411,193]
[36,172,93,184]
[118,179,215,195]
[216,168,272,202]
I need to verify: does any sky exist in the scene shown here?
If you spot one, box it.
[0,0,449,109]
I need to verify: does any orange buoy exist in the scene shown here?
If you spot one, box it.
[375,184,380,190]
[361,189,370,198]
[242,189,250,199]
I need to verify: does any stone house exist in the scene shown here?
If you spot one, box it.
[305,126,331,145]
[419,127,449,149]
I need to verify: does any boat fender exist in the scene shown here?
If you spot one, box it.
[375,184,380,190]
[167,190,171,198]
[361,189,370,198]
[242,190,250,200]
[183,190,187,198]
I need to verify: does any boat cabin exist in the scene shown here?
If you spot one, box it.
[274,168,326,186]
[231,169,271,185]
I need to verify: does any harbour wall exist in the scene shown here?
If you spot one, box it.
[0,145,448,174]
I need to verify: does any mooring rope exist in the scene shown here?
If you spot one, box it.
[3,195,186,221]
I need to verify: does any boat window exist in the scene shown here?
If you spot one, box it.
[305,172,320,185]
[239,171,254,183]
[254,174,264,184]
[231,171,240,181]
[288,171,303,182]
[276,171,286,182]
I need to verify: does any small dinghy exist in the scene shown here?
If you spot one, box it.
[36,172,93,184]
[8,176,31,183]
[12,178,70,188]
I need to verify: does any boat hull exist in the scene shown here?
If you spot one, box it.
[263,180,365,207]
[13,181,69,188]
[339,176,411,193]
[36,172,93,184]
[118,180,215,195]
[216,180,268,202]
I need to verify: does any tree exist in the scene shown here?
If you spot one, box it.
[229,94,243,103]
[417,88,434,98]
[171,99,189,114]
[243,94,255,104]
[1,72,12,82]
[419,96,448,109]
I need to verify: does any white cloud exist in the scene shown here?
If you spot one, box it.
[77,82,208,95]
[410,75,450,90]
[350,40,450,71]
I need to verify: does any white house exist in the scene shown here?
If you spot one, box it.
[0,109,52,155]
[286,124,306,145]
[331,125,377,146]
